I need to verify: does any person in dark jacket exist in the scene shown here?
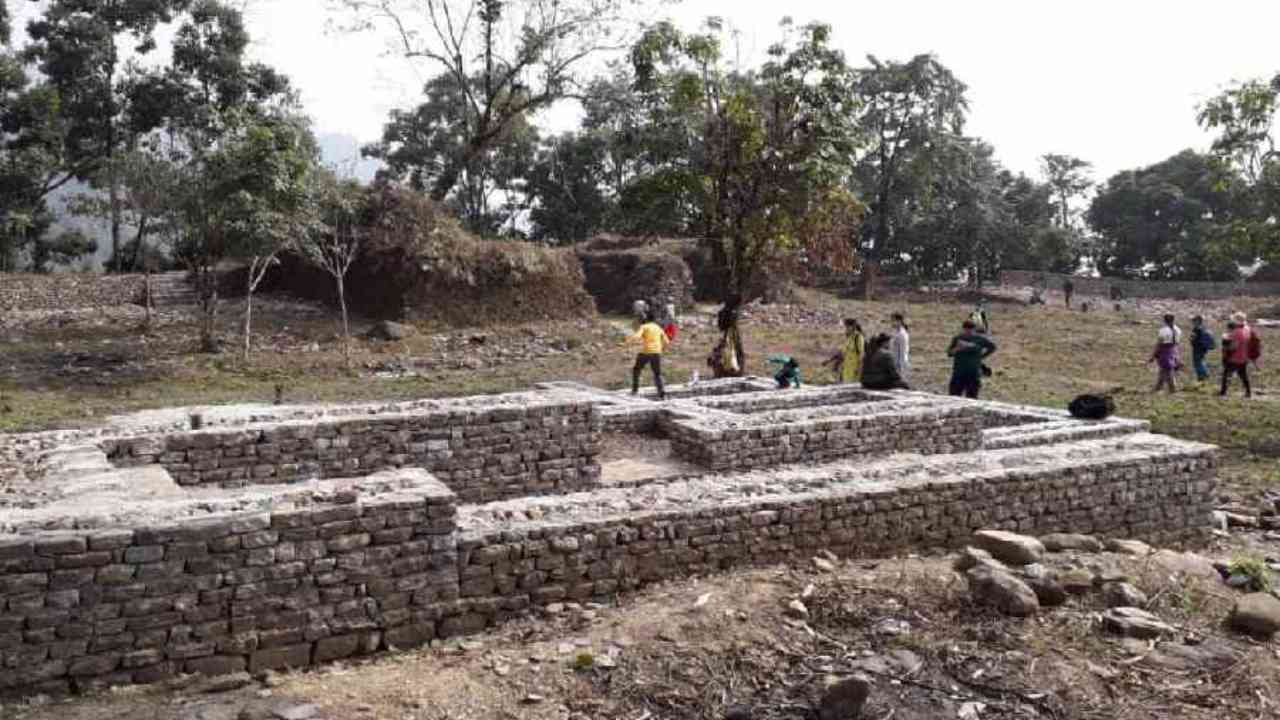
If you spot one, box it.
[860,333,911,390]
[947,320,997,398]
[1189,315,1215,383]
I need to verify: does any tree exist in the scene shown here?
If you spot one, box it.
[1087,150,1246,280]
[22,0,195,271]
[333,0,643,202]
[525,131,610,242]
[852,54,968,297]
[1039,153,1093,229]
[631,19,864,373]
[299,173,363,366]
[1198,74,1280,267]
[367,73,537,236]
[144,0,302,351]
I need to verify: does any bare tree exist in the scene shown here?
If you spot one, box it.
[241,253,281,361]
[298,178,362,366]
[329,0,645,201]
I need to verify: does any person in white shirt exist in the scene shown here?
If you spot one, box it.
[890,312,911,380]
[1149,314,1183,394]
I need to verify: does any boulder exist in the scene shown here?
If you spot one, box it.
[1149,550,1219,580]
[1022,573,1068,607]
[1102,607,1175,639]
[1230,593,1280,637]
[819,673,871,720]
[1104,539,1153,557]
[1101,582,1149,609]
[1041,533,1103,553]
[972,530,1045,566]
[1058,567,1096,596]
[366,320,413,341]
[1142,640,1242,672]
[966,565,1040,617]
[952,546,1001,573]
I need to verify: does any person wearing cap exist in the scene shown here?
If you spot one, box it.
[946,319,997,399]
[1220,311,1256,398]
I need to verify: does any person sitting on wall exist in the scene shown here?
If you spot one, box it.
[861,333,911,390]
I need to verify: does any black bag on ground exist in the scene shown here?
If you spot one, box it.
[1068,394,1115,420]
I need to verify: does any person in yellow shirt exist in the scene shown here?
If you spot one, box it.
[626,312,670,399]
[840,318,865,383]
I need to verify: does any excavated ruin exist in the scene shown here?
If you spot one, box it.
[0,380,1215,695]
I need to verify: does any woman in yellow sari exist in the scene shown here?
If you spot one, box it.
[840,318,865,383]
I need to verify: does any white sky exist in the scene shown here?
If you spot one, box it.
[14,0,1280,184]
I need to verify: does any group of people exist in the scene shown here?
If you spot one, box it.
[625,296,681,400]
[828,304,998,399]
[1151,312,1262,397]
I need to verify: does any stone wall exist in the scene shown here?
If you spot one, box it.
[103,402,602,503]
[0,273,146,313]
[0,470,459,696]
[666,401,982,470]
[1001,270,1280,300]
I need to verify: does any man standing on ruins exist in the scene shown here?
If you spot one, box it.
[626,312,670,400]
[947,320,997,399]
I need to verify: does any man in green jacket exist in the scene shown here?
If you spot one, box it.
[947,320,997,399]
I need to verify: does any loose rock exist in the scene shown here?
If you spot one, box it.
[1230,593,1280,637]
[1150,550,1219,580]
[972,530,1045,566]
[1058,567,1096,595]
[967,565,1040,616]
[1041,533,1103,553]
[952,546,1000,572]
[785,599,810,620]
[366,320,412,341]
[1102,582,1149,608]
[1105,539,1153,557]
[818,673,872,720]
[1102,607,1175,639]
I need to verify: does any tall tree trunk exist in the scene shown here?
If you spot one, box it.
[337,275,351,368]
[242,281,254,362]
[199,267,219,353]
[109,172,122,273]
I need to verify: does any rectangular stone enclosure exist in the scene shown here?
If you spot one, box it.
[0,380,1215,696]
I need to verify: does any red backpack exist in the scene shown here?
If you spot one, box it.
[1248,331,1263,361]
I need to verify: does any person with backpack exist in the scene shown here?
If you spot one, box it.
[947,320,997,399]
[1220,312,1260,398]
[1148,314,1183,394]
[1189,315,1216,383]
[625,312,670,400]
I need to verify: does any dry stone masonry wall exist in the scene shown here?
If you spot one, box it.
[0,379,1217,696]
[103,400,602,503]
[1001,269,1280,299]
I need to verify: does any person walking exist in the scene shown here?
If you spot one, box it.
[890,313,911,381]
[1189,315,1216,383]
[659,296,679,343]
[946,320,997,399]
[1148,314,1183,394]
[626,312,670,400]
[862,333,911,390]
[968,300,991,335]
[1220,312,1258,398]
[1063,279,1074,309]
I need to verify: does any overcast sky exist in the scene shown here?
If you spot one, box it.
[14,0,1280,184]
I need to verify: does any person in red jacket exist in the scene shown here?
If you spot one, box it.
[1220,312,1257,398]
